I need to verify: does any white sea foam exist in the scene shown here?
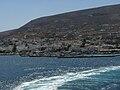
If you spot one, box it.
[13,66,120,90]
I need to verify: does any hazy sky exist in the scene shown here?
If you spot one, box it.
[0,0,120,32]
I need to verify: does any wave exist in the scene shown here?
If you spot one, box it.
[13,66,120,90]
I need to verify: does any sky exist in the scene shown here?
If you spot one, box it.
[0,0,120,32]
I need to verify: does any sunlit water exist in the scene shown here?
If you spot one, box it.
[0,56,120,90]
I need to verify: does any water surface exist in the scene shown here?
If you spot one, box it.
[0,56,120,90]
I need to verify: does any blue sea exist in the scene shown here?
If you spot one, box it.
[0,56,120,90]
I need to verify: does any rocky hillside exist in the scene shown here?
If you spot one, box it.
[0,4,120,56]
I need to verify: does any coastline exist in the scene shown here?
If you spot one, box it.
[0,53,120,58]
[57,54,116,58]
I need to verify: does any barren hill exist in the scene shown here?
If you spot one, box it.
[0,4,120,55]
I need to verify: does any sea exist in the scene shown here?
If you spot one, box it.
[0,56,120,90]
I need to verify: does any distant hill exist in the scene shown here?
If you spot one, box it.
[0,4,120,56]
[0,4,120,41]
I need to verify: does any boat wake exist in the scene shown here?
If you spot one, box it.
[13,66,120,90]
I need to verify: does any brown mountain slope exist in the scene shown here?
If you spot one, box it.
[0,4,120,40]
[0,4,120,55]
